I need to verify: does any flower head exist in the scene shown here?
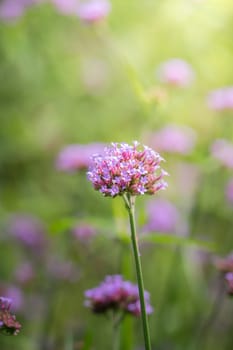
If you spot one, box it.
[72,223,97,241]
[144,199,180,233]
[207,87,233,111]
[0,297,21,335]
[84,275,153,317]
[211,139,233,169]
[56,143,106,172]
[148,124,197,155]
[77,0,111,23]
[156,58,195,87]
[52,0,79,15]
[7,214,46,250]
[87,142,168,198]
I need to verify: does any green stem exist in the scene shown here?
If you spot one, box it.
[124,194,152,350]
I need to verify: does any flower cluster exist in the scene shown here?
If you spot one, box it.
[0,0,41,22]
[207,87,233,111]
[0,297,22,335]
[211,139,233,169]
[77,0,111,23]
[148,124,197,155]
[8,214,46,250]
[87,142,168,197]
[144,199,179,233]
[72,223,97,241]
[84,275,153,316]
[51,0,79,15]
[56,143,106,172]
[157,58,194,87]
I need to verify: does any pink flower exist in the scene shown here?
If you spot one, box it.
[0,0,25,21]
[56,143,106,172]
[144,199,180,233]
[211,139,233,169]
[207,87,233,111]
[225,179,233,205]
[0,0,43,22]
[0,286,24,313]
[51,0,79,15]
[0,297,21,335]
[87,142,168,198]
[8,214,46,250]
[148,125,197,155]
[72,223,97,241]
[157,58,195,87]
[14,262,35,284]
[77,0,111,23]
[84,275,153,316]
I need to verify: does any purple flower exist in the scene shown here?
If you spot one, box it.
[87,141,168,197]
[156,58,195,87]
[0,298,12,311]
[77,0,111,23]
[0,0,25,21]
[7,214,46,250]
[56,143,106,172]
[148,125,197,155]
[2,287,24,313]
[0,0,42,22]
[51,0,79,15]
[72,223,97,241]
[143,199,180,233]
[207,87,233,111]
[0,297,21,335]
[84,275,153,317]
[14,262,35,284]
[211,139,233,169]
[225,179,233,205]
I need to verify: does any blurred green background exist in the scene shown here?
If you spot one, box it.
[0,0,233,349]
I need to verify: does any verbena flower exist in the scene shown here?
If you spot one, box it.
[52,0,79,15]
[156,58,195,87]
[0,0,42,22]
[56,143,106,172]
[14,262,35,284]
[87,141,168,197]
[144,199,180,233]
[77,0,111,23]
[0,297,21,335]
[207,87,233,111]
[8,214,46,250]
[148,124,197,155]
[211,139,233,169]
[84,275,153,316]
[72,223,97,241]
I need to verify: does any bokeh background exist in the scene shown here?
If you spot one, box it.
[0,0,233,349]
